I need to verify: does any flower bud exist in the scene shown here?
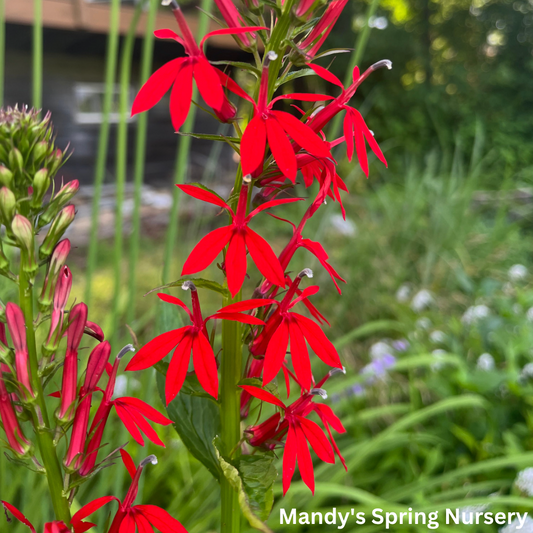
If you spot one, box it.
[38,239,71,312]
[39,205,75,260]
[32,141,50,166]
[11,215,37,277]
[30,169,50,209]
[8,148,24,174]
[0,166,13,189]
[0,187,16,226]
[48,148,65,176]
[38,180,79,228]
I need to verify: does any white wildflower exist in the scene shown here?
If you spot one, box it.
[330,214,357,237]
[461,304,490,325]
[415,317,432,330]
[526,307,533,323]
[395,284,411,303]
[515,468,533,496]
[370,341,392,360]
[508,264,528,282]
[521,363,533,379]
[500,516,533,533]
[477,353,495,371]
[430,330,446,344]
[411,289,434,312]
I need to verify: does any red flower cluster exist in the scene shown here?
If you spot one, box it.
[128,0,390,497]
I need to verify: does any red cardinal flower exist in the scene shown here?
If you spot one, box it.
[179,182,301,296]
[131,2,265,131]
[80,345,172,476]
[307,62,390,176]
[72,451,188,533]
[126,283,267,402]
[250,271,342,391]
[241,370,346,495]
[5,303,34,399]
[235,51,333,182]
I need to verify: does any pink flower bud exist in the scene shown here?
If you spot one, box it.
[38,180,79,228]
[38,239,71,312]
[43,266,72,356]
[39,205,75,260]
[0,166,13,189]
[0,187,16,226]
[5,303,34,400]
[30,168,50,209]
[213,0,252,48]
[84,320,104,342]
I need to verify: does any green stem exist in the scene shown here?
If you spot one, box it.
[127,0,159,325]
[162,0,212,284]
[18,257,70,524]
[328,0,380,140]
[111,3,142,345]
[85,0,121,307]
[32,0,43,112]
[220,291,242,533]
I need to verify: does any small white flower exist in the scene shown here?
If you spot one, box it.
[521,363,533,379]
[500,517,533,533]
[370,341,392,360]
[461,304,490,325]
[113,375,128,398]
[508,264,528,282]
[430,330,446,344]
[526,307,533,323]
[329,214,357,237]
[458,504,490,525]
[415,317,432,330]
[411,289,434,312]
[396,284,411,303]
[515,468,533,496]
[477,353,495,371]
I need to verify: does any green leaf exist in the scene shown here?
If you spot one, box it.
[210,60,261,77]
[177,131,241,144]
[146,277,229,298]
[275,68,315,89]
[157,372,222,480]
[215,445,275,533]
[237,377,263,388]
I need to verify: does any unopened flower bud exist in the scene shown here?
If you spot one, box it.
[39,205,75,260]
[32,141,50,166]
[11,215,37,277]
[0,187,16,226]
[8,148,23,174]
[0,166,13,189]
[48,148,65,176]
[38,180,79,228]
[30,169,50,209]
[38,239,71,312]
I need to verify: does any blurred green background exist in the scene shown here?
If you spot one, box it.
[2,0,533,531]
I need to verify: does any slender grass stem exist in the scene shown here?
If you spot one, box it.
[127,0,159,325]
[85,0,121,307]
[0,0,5,107]
[111,3,143,346]
[162,0,213,284]
[32,0,43,112]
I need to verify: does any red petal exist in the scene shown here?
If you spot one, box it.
[297,415,335,463]
[1,502,36,533]
[115,404,145,445]
[245,228,286,288]
[169,61,193,131]
[343,110,355,162]
[181,226,233,276]
[116,397,172,425]
[294,422,315,494]
[201,26,268,47]
[132,58,182,116]
[293,314,342,368]
[266,116,297,182]
[157,293,193,321]
[177,184,231,210]
[193,57,225,111]
[217,299,278,313]
[120,449,137,479]
[210,312,264,325]
[282,425,297,495]
[133,512,154,533]
[239,385,285,408]
[288,285,320,308]
[314,403,346,433]
[71,496,119,527]
[272,93,334,103]
[358,112,387,167]
[126,328,187,371]
[192,332,219,399]
[136,505,188,533]
[262,318,290,386]
[216,69,256,106]
[241,116,266,177]
[288,319,312,391]
[273,110,331,159]
[246,197,304,221]
[119,513,136,533]
[154,29,184,45]
[226,231,247,297]
[120,404,165,446]
[308,63,344,88]
[165,333,193,405]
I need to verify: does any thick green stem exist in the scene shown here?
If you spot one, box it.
[220,292,242,533]
[18,258,71,524]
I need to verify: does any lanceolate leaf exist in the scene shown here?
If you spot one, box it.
[146,278,229,298]
[157,372,222,480]
[275,68,315,89]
